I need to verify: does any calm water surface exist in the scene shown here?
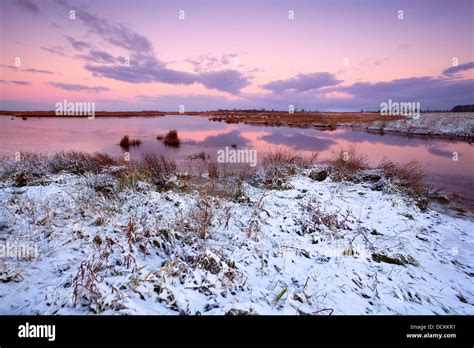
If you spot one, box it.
[1,115,473,207]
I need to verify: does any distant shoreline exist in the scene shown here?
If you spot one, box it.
[1,110,472,141]
[0,110,467,118]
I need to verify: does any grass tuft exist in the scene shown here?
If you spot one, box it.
[119,135,141,148]
[377,157,426,197]
[163,130,180,147]
[262,149,317,188]
[329,146,367,181]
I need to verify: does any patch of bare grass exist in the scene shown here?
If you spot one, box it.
[377,157,427,197]
[262,149,317,188]
[119,135,141,148]
[163,130,180,147]
[117,154,177,191]
[299,198,352,235]
[329,146,367,181]
[50,151,121,174]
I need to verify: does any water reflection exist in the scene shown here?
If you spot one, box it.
[0,115,472,202]
[259,131,337,151]
[199,130,251,148]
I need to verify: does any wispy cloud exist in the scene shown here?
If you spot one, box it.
[186,53,240,73]
[48,82,109,93]
[1,64,56,75]
[0,80,31,86]
[60,6,250,94]
[443,61,474,76]
[24,68,55,75]
[15,0,40,14]
[41,46,66,56]
[337,76,474,104]
[75,50,117,64]
[262,72,342,93]
[73,7,153,55]
[65,35,91,51]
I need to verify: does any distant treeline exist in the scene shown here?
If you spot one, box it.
[451,105,474,112]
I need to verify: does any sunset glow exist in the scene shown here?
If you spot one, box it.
[1,0,473,111]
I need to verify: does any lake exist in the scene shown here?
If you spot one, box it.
[1,115,473,208]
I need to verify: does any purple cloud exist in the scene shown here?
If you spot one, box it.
[443,61,474,76]
[337,76,474,105]
[65,35,91,51]
[198,69,250,94]
[186,53,240,73]
[41,46,66,56]
[48,82,109,93]
[63,6,249,94]
[11,80,31,85]
[74,8,153,54]
[76,50,117,64]
[86,63,249,94]
[1,65,55,74]
[262,72,342,93]
[0,80,31,86]
[24,68,55,75]
[16,0,40,14]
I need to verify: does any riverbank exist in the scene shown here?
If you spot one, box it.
[2,111,472,140]
[356,112,474,140]
[0,151,472,314]
[210,112,474,141]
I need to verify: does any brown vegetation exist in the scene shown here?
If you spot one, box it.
[378,157,426,196]
[262,149,317,188]
[329,146,368,181]
[163,130,180,147]
[119,135,141,148]
[208,111,404,128]
[5,111,167,118]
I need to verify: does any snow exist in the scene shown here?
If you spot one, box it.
[0,167,473,315]
[361,112,474,138]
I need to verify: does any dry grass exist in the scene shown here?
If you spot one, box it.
[163,130,180,147]
[245,190,269,237]
[377,157,426,196]
[209,111,404,128]
[230,175,250,203]
[329,146,368,181]
[117,154,176,191]
[188,192,217,239]
[189,151,209,161]
[299,198,352,234]
[263,149,317,167]
[141,154,176,179]
[119,135,141,148]
[0,151,126,186]
[0,151,179,191]
[262,149,317,188]
[208,163,219,180]
[51,151,121,174]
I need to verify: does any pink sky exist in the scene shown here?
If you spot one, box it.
[1,0,473,111]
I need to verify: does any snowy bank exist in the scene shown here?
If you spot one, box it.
[359,112,474,139]
[0,152,472,315]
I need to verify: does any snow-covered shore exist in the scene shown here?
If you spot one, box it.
[0,154,472,315]
[358,112,474,139]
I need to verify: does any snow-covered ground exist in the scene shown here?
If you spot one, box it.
[360,112,474,138]
[0,162,473,315]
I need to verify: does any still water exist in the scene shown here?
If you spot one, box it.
[1,115,472,205]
